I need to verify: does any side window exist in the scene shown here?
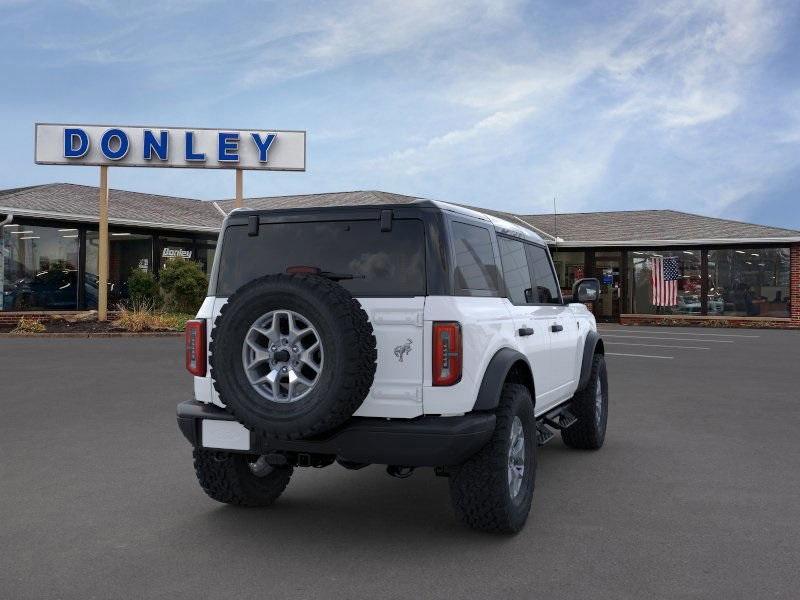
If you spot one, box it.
[526,244,561,304]
[451,222,500,293]
[498,237,533,305]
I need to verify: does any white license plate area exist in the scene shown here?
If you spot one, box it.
[201,420,251,451]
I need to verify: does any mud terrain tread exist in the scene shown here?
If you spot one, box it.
[209,273,377,440]
[561,353,607,450]
[193,449,292,506]
[448,383,536,534]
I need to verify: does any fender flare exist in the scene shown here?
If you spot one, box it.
[472,348,534,411]
[577,330,604,391]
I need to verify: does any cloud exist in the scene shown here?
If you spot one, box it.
[367,0,794,214]
[377,106,536,175]
[0,0,798,227]
[238,0,521,88]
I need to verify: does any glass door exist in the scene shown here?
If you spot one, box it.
[593,251,622,322]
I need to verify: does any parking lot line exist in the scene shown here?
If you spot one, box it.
[605,342,710,350]
[606,352,674,359]
[599,329,759,338]
[601,334,734,343]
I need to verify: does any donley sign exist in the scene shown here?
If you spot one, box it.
[33,122,306,320]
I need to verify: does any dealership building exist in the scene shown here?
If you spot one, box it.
[1,183,798,328]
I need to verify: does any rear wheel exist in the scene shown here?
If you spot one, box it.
[193,449,293,506]
[448,383,536,533]
[562,353,608,450]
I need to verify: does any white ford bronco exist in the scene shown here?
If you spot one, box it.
[178,197,607,533]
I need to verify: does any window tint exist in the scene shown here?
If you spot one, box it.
[498,237,533,304]
[526,244,561,303]
[2,224,79,310]
[86,230,153,308]
[706,248,789,318]
[216,219,425,297]
[451,222,499,292]
[629,250,701,315]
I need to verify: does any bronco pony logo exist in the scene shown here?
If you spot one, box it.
[394,338,413,362]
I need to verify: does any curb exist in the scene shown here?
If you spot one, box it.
[0,331,183,338]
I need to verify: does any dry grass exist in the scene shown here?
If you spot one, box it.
[113,302,193,332]
[11,317,46,334]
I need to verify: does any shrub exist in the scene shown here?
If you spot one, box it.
[11,317,46,334]
[127,269,161,307]
[159,259,208,313]
[113,301,189,332]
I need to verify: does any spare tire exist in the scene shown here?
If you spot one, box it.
[209,273,377,440]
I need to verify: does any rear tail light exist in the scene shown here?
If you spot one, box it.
[185,319,207,376]
[433,321,462,386]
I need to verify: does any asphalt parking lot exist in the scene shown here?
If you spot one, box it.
[2,327,799,599]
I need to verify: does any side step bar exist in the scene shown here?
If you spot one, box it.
[535,403,577,446]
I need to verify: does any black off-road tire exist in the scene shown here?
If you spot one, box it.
[562,353,608,450]
[193,449,293,506]
[448,383,536,534]
[209,273,377,440]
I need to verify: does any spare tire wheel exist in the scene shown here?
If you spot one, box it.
[209,273,377,440]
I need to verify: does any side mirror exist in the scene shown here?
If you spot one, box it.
[572,278,600,303]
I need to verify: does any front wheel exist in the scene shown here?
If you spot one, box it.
[448,383,536,533]
[193,449,293,506]
[562,353,608,450]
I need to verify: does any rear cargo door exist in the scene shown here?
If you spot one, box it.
[353,297,425,418]
[211,215,429,417]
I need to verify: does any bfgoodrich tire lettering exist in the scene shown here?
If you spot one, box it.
[210,273,377,440]
[448,383,536,533]
[193,449,293,506]
[562,353,608,450]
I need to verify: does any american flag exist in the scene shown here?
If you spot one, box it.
[651,256,679,306]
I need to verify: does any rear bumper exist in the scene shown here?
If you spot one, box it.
[177,400,495,467]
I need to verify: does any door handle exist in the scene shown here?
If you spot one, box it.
[518,327,534,337]
[551,324,563,333]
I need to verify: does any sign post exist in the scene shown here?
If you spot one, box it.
[98,166,109,320]
[34,123,306,320]
[235,168,243,209]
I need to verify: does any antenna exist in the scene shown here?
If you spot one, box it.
[553,196,558,250]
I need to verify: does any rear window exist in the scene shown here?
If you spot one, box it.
[215,219,426,297]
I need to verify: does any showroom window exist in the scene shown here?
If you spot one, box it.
[551,251,586,292]
[85,230,153,308]
[196,240,217,274]
[159,236,195,272]
[1,223,80,311]
[707,248,790,317]
[629,249,702,315]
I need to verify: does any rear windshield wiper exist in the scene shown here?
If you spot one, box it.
[320,271,365,281]
[285,266,364,281]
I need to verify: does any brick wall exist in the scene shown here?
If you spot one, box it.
[0,311,120,326]
[791,244,800,325]
[620,314,798,329]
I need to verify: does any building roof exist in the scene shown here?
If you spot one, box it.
[0,183,221,232]
[1,183,798,245]
[516,209,800,246]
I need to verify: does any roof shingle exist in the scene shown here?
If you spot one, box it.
[518,209,800,243]
[0,183,221,231]
[1,183,798,243]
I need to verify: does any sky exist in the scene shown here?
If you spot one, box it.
[1,0,798,228]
